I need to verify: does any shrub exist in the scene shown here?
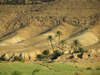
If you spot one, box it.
[51,50,63,60]
[96,67,100,70]
[36,54,44,61]
[74,48,88,53]
[14,56,19,61]
[86,67,92,70]
[32,69,40,75]
[14,56,24,62]
[0,72,2,74]
[18,57,24,62]
[12,70,22,75]
[42,50,49,57]
[0,56,6,61]
[41,58,48,61]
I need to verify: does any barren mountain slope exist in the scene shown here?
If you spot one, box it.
[0,0,100,59]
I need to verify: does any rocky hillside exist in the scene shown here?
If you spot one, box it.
[0,0,100,61]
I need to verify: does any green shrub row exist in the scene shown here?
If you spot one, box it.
[36,50,63,61]
[73,47,88,53]
[14,56,25,62]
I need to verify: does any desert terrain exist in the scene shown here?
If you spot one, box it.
[0,0,100,75]
[0,0,100,59]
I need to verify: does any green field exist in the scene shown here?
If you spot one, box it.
[0,62,100,75]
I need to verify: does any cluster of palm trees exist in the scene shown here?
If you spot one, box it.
[47,30,83,52]
[47,30,66,51]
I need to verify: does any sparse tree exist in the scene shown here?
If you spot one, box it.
[36,54,44,61]
[61,40,66,50]
[72,39,80,51]
[55,30,63,46]
[43,50,49,57]
[51,50,62,60]
[47,35,54,51]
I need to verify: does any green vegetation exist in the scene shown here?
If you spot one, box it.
[42,50,49,57]
[55,30,63,45]
[0,62,100,75]
[0,0,56,5]
[12,70,22,75]
[51,50,63,60]
[96,67,100,70]
[36,49,62,61]
[14,56,25,62]
[60,40,66,50]
[0,56,6,61]
[71,39,80,51]
[32,69,40,75]
[71,39,88,54]
[36,54,44,61]
[47,35,54,51]
[36,50,50,61]
[74,47,88,53]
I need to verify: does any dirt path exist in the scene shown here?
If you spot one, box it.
[39,64,57,72]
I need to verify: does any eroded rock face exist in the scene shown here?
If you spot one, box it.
[20,53,29,61]
[94,57,100,61]
[28,52,36,61]
[63,50,69,54]
[97,49,100,54]
[73,54,78,59]
[91,49,97,55]
[3,54,10,60]
[82,53,88,60]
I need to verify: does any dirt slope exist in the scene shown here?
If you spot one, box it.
[0,0,100,57]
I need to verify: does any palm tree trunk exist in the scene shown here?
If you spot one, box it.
[62,44,64,50]
[59,35,60,46]
[50,40,54,51]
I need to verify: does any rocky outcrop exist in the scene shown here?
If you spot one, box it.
[91,49,97,55]
[63,50,69,54]
[73,54,78,59]
[28,52,37,61]
[20,53,30,61]
[54,54,72,63]
[3,54,10,60]
[0,50,46,61]
[94,57,100,61]
[82,53,88,60]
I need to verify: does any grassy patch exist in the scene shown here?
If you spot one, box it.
[0,62,100,75]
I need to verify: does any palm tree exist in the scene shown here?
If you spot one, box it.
[72,39,80,51]
[61,40,66,50]
[47,35,54,51]
[55,30,63,46]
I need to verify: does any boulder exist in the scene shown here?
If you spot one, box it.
[9,53,20,61]
[89,53,95,59]
[3,54,10,60]
[28,51,36,61]
[54,56,66,63]
[54,54,73,63]
[91,49,97,55]
[24,53,29,61]
[94,57,100,61]
[97,49,100,54]
[82,53,88,59]
[14,53,20,57]
[20,53,29,61]
[70,50,74,53]
[73,54,78,59]
[63,50,69,54]
[35,50,42,55]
